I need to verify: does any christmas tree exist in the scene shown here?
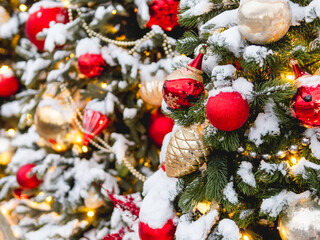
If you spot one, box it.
[2,0,320,239]
[0,0,180,238]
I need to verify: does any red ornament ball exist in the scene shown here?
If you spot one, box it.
[290,83,320,128]
[78,53,106,78]
[148,110,174,147]
[25,5,68,51]
[16,164,42,189]
[139,219,176,240]
[163,51,205,110]
[0,69,19,97]
[12,187,33,199]
[147,0,179,31]
[206,91,249,131]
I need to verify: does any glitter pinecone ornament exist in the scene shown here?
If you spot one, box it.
[163,49,206,110]
[164,122,210,178]
[290,59,320,128]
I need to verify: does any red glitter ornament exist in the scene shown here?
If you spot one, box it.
[147,0,179,31]
[0,68,19,97]
[82,109,110,146]
[16,164,42,189]
[103,228,125,240]
[206,91,249,131]
[78,53,106,78]
[290,59,320,127]
[139,219,176,240]
[163,49,205,110]
[26,5,68,51]
[148,110,174,147]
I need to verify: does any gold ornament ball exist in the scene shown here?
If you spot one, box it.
[279,198,320,240]
[139,79,165,106]
[238,0,291,45]
[0,138,13,165]
[34,98,75,152]
[165,122,210,178]
[0,6,10,26]
[84,186,104,209]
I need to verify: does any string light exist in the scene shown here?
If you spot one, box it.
[38,192,44,196]
[45,196,53,203]
[87,210,95,217]
[291,157,297,165]
[7,128,15,136]
[286,74,295,80]
[101,83,107,89]
[26,114,32,119]
[82,146,88,153]
[19,4,27,12]
[242,235,250,240]
[0,65,10,74]
[111,9,117,15]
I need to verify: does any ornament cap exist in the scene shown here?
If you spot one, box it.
[187,47,206,74]
[290,58,311,79]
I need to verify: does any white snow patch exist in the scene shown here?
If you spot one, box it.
[76,38,101,56]
[223,182,238,204]
[123,108,137,119]
[243,45,273,67]
[304,128,320,159]
[259,160,288,176]
[248,101,280,146]
[237,161,256,187]
[260,190,310,218]
[232,77,253,101]
[176,210,219,240]
[214,219,240,240]
[290,157,320,179]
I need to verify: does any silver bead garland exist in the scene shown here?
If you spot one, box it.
[60,83,147,182]
[68,6,175,57]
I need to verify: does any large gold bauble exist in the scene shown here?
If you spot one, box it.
[34,97,75,152]
[238,0,291,45]
[165,122,210,178]
[139,79,165,106]
[0,6,10,26]
[279,198,320,240]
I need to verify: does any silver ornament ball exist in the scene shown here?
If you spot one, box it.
[289,145,298,153]
[276,150,286,158]
[238,0,291,45]
[279,198,320,240]
[301,137,311,146]
[249,151,257,158]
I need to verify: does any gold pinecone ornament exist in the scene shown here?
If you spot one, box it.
[165,122,210,177]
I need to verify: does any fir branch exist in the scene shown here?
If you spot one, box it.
[235,174,258,196]
[166,95,207,126]
[232,209,256,228]
[205,153,228,202]
[178,173,207,213]
[204,126,240,152]
[176,31,203,55]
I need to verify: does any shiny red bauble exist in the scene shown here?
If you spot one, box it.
[147,0,179,31]
[163,51,205,110]
[25,6,68,51]
[139,219,176,240]
[82,109,110,146]
[206,91,249,131]
[78,53,106,78]
[16,164,42,189]
[290,84,320,127]
[148,110,174,147]
[0,72,19,97]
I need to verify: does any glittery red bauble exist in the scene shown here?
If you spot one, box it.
[163,52,205,110]
[16,164,42,189]
[139,219,176,240]
[148,110,174,147]
[147,0,179,31]
[290,84,320,127]
[25,6,68,51]
[82,109,110,146]
[206,91,249,131]
[78,53,106,78]
[0,73,19,97]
